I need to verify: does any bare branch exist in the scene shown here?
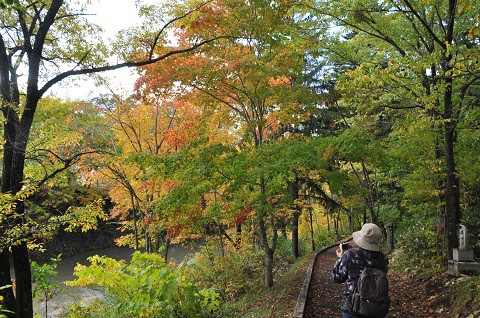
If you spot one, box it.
[38,36,231,97]
[305,4,406,56]
[148,1,214,60]
[35,149,107,187]
[401,0,446,49]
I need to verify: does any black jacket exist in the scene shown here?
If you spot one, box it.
[332,247,389,314]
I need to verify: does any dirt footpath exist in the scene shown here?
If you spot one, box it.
[303,247,344,317]
[302,246,456,318]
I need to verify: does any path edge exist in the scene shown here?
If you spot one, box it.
[292,236,352,318]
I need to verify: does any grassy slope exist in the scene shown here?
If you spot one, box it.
[217,252,314,318]
[218,250,480,317]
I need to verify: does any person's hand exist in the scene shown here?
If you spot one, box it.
[336,248,343,258]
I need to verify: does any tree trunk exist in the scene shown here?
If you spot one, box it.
[387,224,395,253]
[0,250,17,316]
[257,180,277,288]
[279,219,287,238]
[0,44,19,316]
[264,247,274,287]
[349,207,354,233]
[288,172,300,258]
[258,225,276,288]
[130,196,139,250]
[443,0,461,260]
[337,207,343,233]
[309,207,316,252]
[236,223,242,246]
[215,224,224,257]
[154,231,160,253]
[164,237,171,263]
[7,96,38,318]
[326,212,330,232]
[145,231,151,253]
[133,210,139,250]
[444,97,461,260]
[334,215,338,235]
[0,96,18,314]
[292,212,299,257]
[12,243,33,318]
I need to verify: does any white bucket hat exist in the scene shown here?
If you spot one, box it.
[352,223,382,252]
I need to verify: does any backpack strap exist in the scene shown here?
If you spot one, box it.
[357,248,372,268]
[357,248,384,270]
[352,248,370,293]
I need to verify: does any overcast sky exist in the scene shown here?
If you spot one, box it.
[49,0,143,100]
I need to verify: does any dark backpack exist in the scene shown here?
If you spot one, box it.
[351,251,390,318]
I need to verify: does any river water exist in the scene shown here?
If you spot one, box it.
[33,244,197,317]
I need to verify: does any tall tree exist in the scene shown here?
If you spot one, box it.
[307,0,480,260]
[89,94,211,253]
[0,1,223,316]
[136,0,314,287]
[0,96,110,315]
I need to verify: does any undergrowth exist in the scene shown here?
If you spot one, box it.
[186,233,313,317]
[450,276,480,317]
[389,223,444,277]
[388,223,480,316]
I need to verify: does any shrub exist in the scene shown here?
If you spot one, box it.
[275,235,296,260]
[63,252,219,318]
[31,254,62,318]
[389,222,443,274]
[313,231,335,249]
[186,236,264,300]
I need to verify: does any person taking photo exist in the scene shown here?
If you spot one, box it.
[332,223,390,318]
